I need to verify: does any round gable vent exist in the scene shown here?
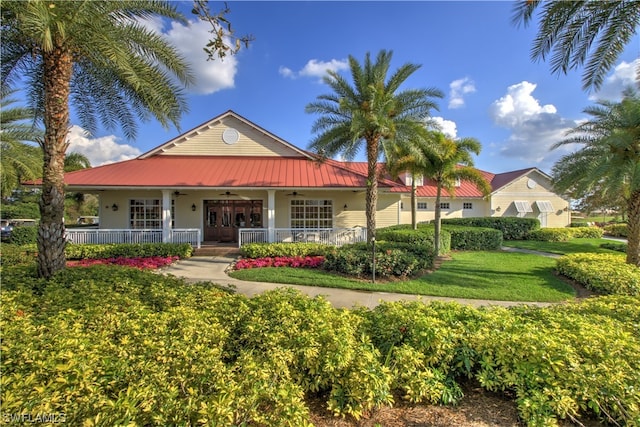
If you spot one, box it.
[527,178,537,189]
[222,128,239,145]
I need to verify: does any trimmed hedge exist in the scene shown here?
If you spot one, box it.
[377,224,451,254]
[440,217,540,240]
[240,242,329,258]
[443,225,503,250]
[567,226,603,238]
[7,225,38,245]
[323,241,433,279]
[604,223,628,237]
[526,227,604,242]
[526,228,573,242]
[556,253,639,296]
[65,242,193,260]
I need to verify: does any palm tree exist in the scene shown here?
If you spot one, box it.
[551,90,640,265]
[306,50,443,242]
[64,152,91,173]
[423,132,491,256]
[513,0,640,91]
[385,127,438,230]
[1,1,195,278]
[0,91,43,202]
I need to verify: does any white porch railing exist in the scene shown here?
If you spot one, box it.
[238,227,367,247]
[65,228,201,248]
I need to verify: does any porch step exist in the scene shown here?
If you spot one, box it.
[193,246,241,257]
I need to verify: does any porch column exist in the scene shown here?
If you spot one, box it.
[267,189,275,242]
[162,190,172,243]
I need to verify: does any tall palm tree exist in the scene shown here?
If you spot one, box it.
[513,0,640,91]
[306,50,443,242]
[385,127,438,230]
[1,1,194,278]
[423,132,491,256]
[551,90,640,265]
[0,91,43,202]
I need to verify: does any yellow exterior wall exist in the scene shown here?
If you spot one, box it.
[490,172,570,227]
[399,197,490,224]
[159,116,303,157]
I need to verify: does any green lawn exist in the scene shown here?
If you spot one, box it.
[502,238,623,255]
[229,250,575,302]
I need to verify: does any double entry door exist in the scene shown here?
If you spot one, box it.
[203,200,262,242]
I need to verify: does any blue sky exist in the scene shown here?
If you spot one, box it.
[66,1,640,174]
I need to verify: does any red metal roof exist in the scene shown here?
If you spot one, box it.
[59,155,541,198]
[61,155,390,189]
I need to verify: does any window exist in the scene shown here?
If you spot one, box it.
[440,202,450,209]
[417,202,428,210]
[290,199,333,229]
[130,199,161,229]
[463,202,473,210]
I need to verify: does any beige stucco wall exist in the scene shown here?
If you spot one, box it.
[490,172,570,228]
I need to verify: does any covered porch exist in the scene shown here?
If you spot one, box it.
[65,226,367,248]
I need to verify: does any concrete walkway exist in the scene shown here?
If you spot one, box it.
[159,254,553,309]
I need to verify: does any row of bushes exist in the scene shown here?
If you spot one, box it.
[377,222,504,251]
[525,226,604,242]
[0,243,193,267]
[240,242,329,258]
[323,241,434,279]
[604,223,628,237]
[556,253,639,296]
[2,267,638,427]
[440,217,540,240]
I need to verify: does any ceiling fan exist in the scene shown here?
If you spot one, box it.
[286,191,305,197]
[173,190,188,196]
[219,191,238,197]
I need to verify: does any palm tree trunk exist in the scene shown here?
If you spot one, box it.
[434,183,442,256]
[38,47,72,279]
[411,178,417,230]
[366,139,379,243]
[626,190,640,266]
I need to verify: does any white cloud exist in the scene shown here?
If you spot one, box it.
[163,19,237,95]
[489,81,577,170]
[137,15,237,95]
[429,117,458,139]
[589,59,640,102]
[66,126,141,167]
[280,58,349,82]
[448,77,476,109]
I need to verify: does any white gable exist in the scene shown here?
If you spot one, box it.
[140,111,310,159]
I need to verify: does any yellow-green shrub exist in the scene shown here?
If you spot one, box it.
[526,228,573,242]
[556,253,639,296]
[471,298,640,427]
[566,226,603,238]
[604,223,628,237]
[240,242,329,258]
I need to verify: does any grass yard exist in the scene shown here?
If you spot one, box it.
[502,238,624,255]
[229,250,575,302]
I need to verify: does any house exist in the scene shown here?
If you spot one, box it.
[55,111,570,247]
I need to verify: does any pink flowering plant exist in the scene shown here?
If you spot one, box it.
[234,256,325,270]
[67,256,179,270]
